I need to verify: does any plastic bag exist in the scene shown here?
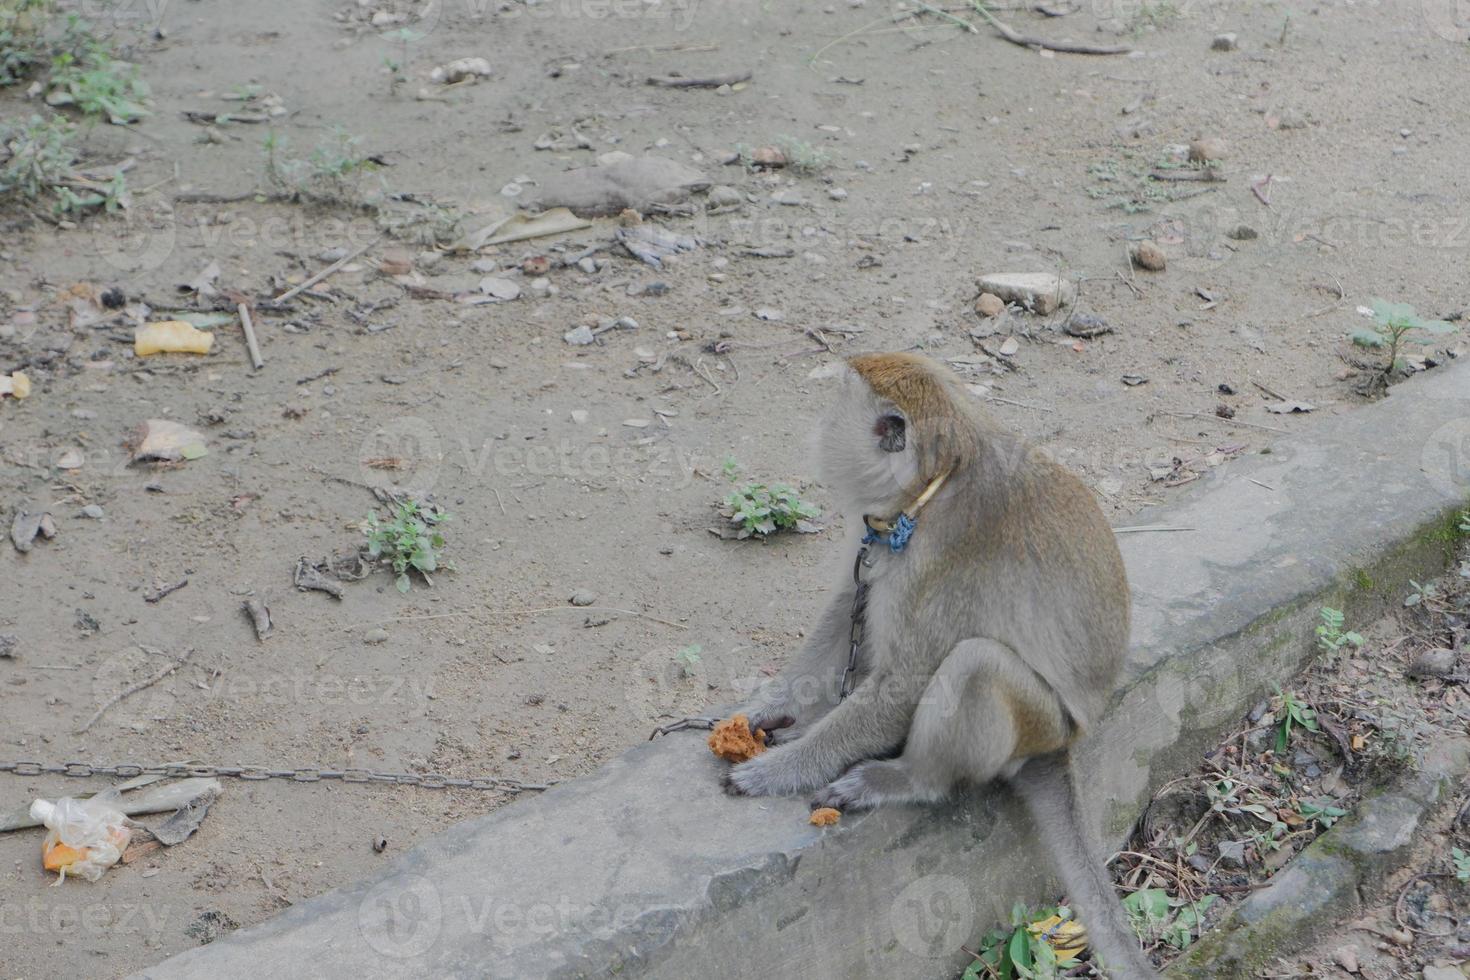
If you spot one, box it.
[29,792,131,883]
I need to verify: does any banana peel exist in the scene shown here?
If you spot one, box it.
[1027,913,1087,965]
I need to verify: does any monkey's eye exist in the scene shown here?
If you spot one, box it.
[874,414,906,453]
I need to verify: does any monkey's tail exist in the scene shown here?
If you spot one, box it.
[1010,751,1158,980]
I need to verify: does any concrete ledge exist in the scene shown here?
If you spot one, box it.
[140,363,1470,980]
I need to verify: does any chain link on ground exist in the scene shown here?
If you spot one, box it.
[0,760,550,793]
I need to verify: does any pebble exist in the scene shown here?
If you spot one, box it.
[827,187,848,200]
[1188,137,1229,162]
[480,277,521,301]
[1065,312,1112,338]
[563,325,596,346]
[707,185,742,209]
[570,410,589,424]
[754,308,784,322]
[471,258,498,274]
[975,273,1077,315]
[1422,966,1461,980]
[416,251,443,272]
[576,257,599,274]
[1226,225,1258,240]
[569,590,597,607]
[1408,648,1457,678]
[974,293,1005,318]
[1211,32,1239,50]
[363,627,389,645]
[81,505,104,519]
[1131,240,1167,271]
[528,277,553,299]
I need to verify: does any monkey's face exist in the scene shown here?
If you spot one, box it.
[813,367,921,514]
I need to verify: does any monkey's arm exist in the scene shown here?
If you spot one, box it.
[725,666,916,797]
[737,583,854,735]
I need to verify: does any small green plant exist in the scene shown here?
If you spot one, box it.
[363,499,451,593]
[1453,847,1469,882]
[673,644,702,677]
[1351,299,1457,378]
[0,112,124,215]
[722,481,820,539]
[964,903,1083,980]
[1403,579,1438,608]
[48,38,150,124]
[1124,888,1215,950]
[1273,687,1319,755]
[0,0,51,85]
[265,127,380,204]
[1315,607,1364,655]
[1295,799,1348,831]
[721,454,741,481]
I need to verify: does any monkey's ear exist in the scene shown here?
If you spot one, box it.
[874,413,906,453]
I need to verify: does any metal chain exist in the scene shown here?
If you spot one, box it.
[0,760,550,794]
[840,544,873,700]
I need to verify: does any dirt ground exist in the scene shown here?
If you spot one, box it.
[2,0,1468,976]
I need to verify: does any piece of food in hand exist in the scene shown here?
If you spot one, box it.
[707,714,767,762]
[809,807,841,827]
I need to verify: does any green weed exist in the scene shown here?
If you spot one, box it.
[363,499,451,593]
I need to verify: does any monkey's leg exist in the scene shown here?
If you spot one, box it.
[811,638,1069,811]
[735,583,856,742]
[724,658,925,797]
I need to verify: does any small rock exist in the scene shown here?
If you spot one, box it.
[1065,312,1111,338]
[480,277,521,301]
[754,308,784,322]
[827,187,848,201]
[522,256,551,276]
[363,628,390,645]
[528,277,553,299]
[576,257,599,274]
[1131,241,1166,271]
[55,448,84,470]
[974,273,1076,315]
[570,410,589,424]
[1226,225,1258,241]
[1211,32,1239,51]
[569,590,597,607]
[471,258,498,274]
[1408,648,1457,679]
[81,504,104,519]
[750,145,787,168]
[416,251,443,273]
[373,836,389,854]
[430,57,492,85]
[974,292,1005,318]
[1215,403,1236,419]
[378,249,413,276]
[1188,137,1229,163]
[1422,967,1464,980]
[0,634,16,659]
[707,185,742,209]
[563,325,596,346]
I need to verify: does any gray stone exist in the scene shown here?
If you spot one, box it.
[706,185,743,209]
[1211,32,1239,50]
[141,360,1470,980]
[975,273,1076,315]
[563,325,596,346]
[80,505,104,519]
[569,590,597,607]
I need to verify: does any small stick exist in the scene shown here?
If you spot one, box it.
[1248,478,1277,491]
[77,649,196,733]
[1251,380,1286,401]
[270,236,380,305]
[492,488,507,516]
[1113,525,1196,533]
[983,395,1054,413]
[483,605,688,630]
[144,577,190,603]
[967,0,1131,53]
[1251,175,1274,207]
[1161,410,1288,434]
[912,0,978,32]
[1149,168,1225,183]
[646,71,753,88]
[238,303,264,370]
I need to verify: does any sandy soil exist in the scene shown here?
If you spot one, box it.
[1,0,1467,976]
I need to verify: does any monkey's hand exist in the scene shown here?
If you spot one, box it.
[741,709,801,746]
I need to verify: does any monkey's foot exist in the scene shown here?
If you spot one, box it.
[811,760,929,810]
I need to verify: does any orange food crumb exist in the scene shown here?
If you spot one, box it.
[707,714,767,763]
[809,807,841,827]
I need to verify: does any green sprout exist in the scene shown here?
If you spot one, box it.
[1351,299,1456,378]
[363,500,451,593]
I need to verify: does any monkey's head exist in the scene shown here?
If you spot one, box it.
[815,352,975,514]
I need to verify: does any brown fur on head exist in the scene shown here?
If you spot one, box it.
[815,352,982,515]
